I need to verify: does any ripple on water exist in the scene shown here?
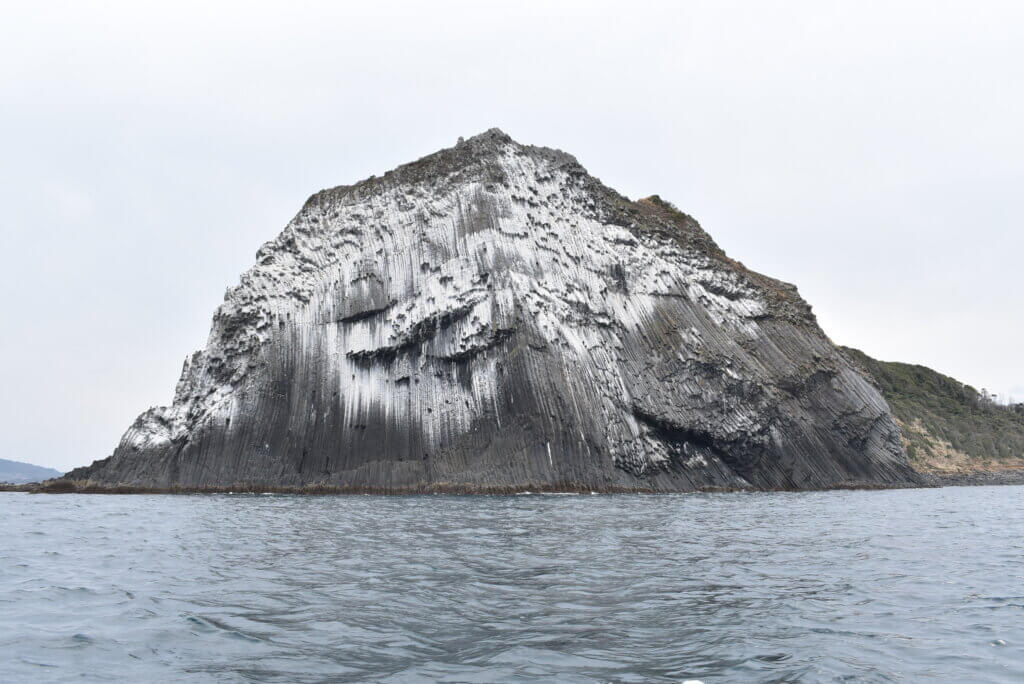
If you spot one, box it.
[1,487,1024,683]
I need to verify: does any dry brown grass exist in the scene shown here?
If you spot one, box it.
[897,418,1024,474]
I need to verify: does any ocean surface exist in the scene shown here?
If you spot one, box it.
[1,487,1022,683]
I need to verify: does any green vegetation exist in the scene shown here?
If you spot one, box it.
[843,347,1024,473]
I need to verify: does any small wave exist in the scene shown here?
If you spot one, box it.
[184,614,263,643]
[70,633,94,646]
[18,657,57,668]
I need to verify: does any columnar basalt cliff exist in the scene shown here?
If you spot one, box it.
[69,130,919,492]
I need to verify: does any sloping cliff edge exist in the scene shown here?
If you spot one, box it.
[43,130,943,493]
[843,348,1024,487]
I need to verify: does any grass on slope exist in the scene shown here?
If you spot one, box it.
[842,347,1024,473]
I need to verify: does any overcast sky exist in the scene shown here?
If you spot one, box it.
[2,1,1022,472]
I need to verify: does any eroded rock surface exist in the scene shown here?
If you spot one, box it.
[70,130,918,491]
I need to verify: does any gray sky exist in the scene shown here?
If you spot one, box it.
[2,1,1022,472]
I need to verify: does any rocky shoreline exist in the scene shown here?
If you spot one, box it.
[922,469,1024,487]
[5,468,1022,494]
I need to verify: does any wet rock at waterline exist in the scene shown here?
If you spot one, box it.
[69,129,918,492]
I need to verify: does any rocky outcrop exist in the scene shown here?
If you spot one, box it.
[68,129,919,492]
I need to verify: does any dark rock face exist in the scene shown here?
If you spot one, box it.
[69,130,919,491]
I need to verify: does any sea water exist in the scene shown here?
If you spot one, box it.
[1,486,1022,682]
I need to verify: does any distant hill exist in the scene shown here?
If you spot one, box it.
[0,458,63,484]
[843,348,1024,474]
